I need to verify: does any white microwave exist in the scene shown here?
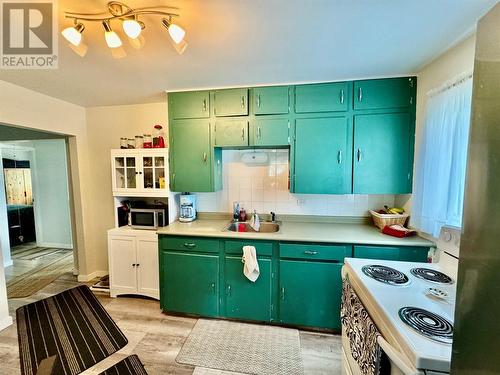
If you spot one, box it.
[130,208,167,230]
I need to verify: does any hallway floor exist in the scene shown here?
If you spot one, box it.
[0,273,342,374]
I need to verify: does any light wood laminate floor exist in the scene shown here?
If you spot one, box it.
[0,273,341,374]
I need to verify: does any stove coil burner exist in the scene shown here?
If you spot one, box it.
[399,307,453,344]
[410,268,454,284]
[361,265,410,286]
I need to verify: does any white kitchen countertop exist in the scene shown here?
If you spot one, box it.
[156,219,434,247]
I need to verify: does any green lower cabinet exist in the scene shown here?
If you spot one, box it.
[224,257,272,321]
[161,251,219,317]
[353,245,429,262]
[279,260,342,329]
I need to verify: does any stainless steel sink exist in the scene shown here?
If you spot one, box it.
[225,221,280,233]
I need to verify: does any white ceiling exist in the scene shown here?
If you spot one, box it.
[0,0,497,107]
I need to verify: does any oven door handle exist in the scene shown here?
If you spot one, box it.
[377,336,422,375]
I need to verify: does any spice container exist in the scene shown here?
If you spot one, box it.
[120,138,128,149]
[127,138,135,149]
[134,135,144,149]
[153,125,165,148]
[143,134,152,148]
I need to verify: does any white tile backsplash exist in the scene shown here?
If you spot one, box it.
[195,149,397,217]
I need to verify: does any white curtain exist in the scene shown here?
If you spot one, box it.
[411,74,472,238]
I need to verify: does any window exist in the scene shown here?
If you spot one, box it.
[411,74,472,237]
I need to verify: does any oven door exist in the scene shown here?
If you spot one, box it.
[130,210,158,230]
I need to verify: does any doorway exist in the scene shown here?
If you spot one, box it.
[0,135,75,298]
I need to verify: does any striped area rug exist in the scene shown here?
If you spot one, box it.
[7,253,74,298]
[16,285,128,375]
[97,355,148,375]
[12,245,72,261]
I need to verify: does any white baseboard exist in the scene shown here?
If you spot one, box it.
[3,259,13,267]
[38,242,73,249]
[78,270,108,282]
[0,315,13,331]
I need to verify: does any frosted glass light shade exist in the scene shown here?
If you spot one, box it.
[61,24,84,46]
[123,19,142,39]
[168,23,185,44]
[105,31,122,48]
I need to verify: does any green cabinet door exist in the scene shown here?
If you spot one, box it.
[252,86,290,115]
[161,251,219,316]
[354,78,413,110]
[168,91,210,119]
[353,245,429,262]
[225,257,272,321]
[170,119,213,192]
[214,119,249,147]
[214,88,249,117]
[279,260,342,329]
[251,118,290,146]
[295,82,348,113]
[353,113,411,194]
[293,117,351,194]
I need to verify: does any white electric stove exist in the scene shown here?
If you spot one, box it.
[342,226,460,375]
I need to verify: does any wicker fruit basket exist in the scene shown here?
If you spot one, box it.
[369,210,410,230]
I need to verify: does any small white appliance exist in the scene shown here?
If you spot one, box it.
[341,226,460,375]
[179,194,196,222]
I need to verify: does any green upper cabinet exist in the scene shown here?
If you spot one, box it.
[224,256,272,322]
[353,113,412,194]
[252,86,290,115]
[353,77,414,111]
[279,260,343,329]
[214,88,249,117]
[293,117,352,194]
[250,118,290,147]
[295,82,349,113]
[160,251,219,317]
[168,91,210,119]
[214,119,249,147]
[170,119,221,192]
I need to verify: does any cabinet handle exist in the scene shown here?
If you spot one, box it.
[136,263,140,267]
[337,150,342,164]
[241,96,245,108]
[203,152,208,163]
[257,126,262,139]
[340,89,345,104]
[280,287,285,300]
[227,285,232,295]
[304,250,318,255]
[257,94,261,108]
[210,282,216,294]
[358,87,363,102]
[241,128,245,141]
[357,149,362,162]
[183,242,196,249]
[202,99,207,112]
[132,263,136,267]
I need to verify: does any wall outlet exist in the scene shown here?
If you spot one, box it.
[296,199,306,206]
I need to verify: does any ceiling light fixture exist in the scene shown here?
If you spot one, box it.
[62,1,186,57]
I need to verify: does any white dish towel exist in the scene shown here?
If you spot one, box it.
[242,246,260,282]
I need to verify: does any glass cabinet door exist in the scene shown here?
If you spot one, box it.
[142,156,166,190]
[154,157,166,189]
[143,157,154,189]
[125,157,137,188]
[114,157,126,189]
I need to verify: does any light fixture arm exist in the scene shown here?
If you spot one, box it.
[64,2,179,22]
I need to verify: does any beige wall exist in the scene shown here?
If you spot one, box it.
[396,35,476,212]
[85,101,167,272]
